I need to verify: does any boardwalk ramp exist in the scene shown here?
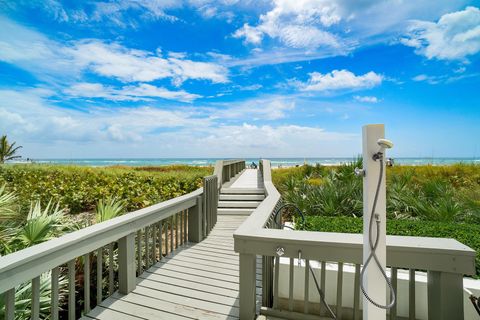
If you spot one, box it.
[84,168,264,320]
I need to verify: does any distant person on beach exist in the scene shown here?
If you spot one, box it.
[251,161,257,169]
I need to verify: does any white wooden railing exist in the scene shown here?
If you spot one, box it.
[0,159,244,320]
[214,159,246,189]
[234,160,476,320]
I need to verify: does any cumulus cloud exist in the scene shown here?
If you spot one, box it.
[0,88,358,158]
[64,83,201,102]
[0,88,208,144]
[232,0,343,50]
[70,40,228,84]
[354,95,379,103]
[402,6,480,61]
[0,17,228,85]
[230,0,472,66]
[233,23,264,44]
[298,70,383,92]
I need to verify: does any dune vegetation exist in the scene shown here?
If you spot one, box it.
[273,160,480,222]
[272,160,480,275]
[0,164,212,254]
[0,164,212,319]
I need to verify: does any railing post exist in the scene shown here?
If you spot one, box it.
[118,233,136,294]
[239,253,257,319]
[427,271,464,319]
[188,196,203,243]
[262,255,274,308]
[5,288,15,320]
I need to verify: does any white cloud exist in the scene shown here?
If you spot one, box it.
[233,23,264,44]
[92,0,180,24]
[354,95,379,103]
[70,40,229,84]
[233,0,343,50]
[402,6,480,61]
[412,72,480,84]
[299,69,383,92]
[0,88,359,158]
[193,123,358,157]
[239,84,263,91]
[231,1,471,65]
[65,83,201,103]
[0,88,209,144]
[0,17,229,85]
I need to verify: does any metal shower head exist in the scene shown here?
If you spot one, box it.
[377,139,393,150]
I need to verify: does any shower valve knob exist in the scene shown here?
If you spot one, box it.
[276,247,285,257]
[354,167,365,177]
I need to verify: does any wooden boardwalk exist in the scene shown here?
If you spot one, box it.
[85,169,264,320]
[229,168,264,189]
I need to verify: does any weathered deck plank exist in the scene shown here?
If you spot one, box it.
[86,169,264,320]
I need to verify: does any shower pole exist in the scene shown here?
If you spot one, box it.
[362,124,387,319]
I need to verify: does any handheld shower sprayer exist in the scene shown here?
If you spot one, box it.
[360,137,396,310]
[372,139,394,161]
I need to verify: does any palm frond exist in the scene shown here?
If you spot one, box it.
[19,200,65,247]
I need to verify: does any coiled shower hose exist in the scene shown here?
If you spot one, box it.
[359,157,396,309]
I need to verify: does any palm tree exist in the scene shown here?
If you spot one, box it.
[0,135,22,163]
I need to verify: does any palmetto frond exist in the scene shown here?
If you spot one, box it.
[19,200,65,247]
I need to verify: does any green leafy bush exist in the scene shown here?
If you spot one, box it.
[0,165,212,214]
[272,162,480,222]
[303,216,480,276]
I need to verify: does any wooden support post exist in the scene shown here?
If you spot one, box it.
[188,196,203,243]
[5,288,15,320]
[362,124,387,320]
[118,233,136,294]
[32,276,40,320]
[239,253,257,320]
[427,271,464,320]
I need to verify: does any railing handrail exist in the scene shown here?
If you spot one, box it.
[0,187,202,293]
[213,159,245,189]
[234,159,476,274]
[220,159,244,166]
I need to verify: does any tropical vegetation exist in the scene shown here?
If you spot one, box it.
[272,161,480,276]
[0,164,212,319]
[273,160,480,223]
[0,164,212,214]
[0,135,22,164]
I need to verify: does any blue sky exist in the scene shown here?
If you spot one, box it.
[0,0,479,159]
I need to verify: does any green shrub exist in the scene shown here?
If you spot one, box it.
[272,162,480,223]
[303,216,480,276]
[0,165,212,214]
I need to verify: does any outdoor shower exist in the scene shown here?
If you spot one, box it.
[273,124,396,319]
[358,137,396,310]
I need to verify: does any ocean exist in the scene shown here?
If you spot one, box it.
[18,157,480,167]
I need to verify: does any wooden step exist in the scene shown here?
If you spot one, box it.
[221,188,264,195]
[217,208,255,215]
[219,194,265,201]
[218,201,261,208]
